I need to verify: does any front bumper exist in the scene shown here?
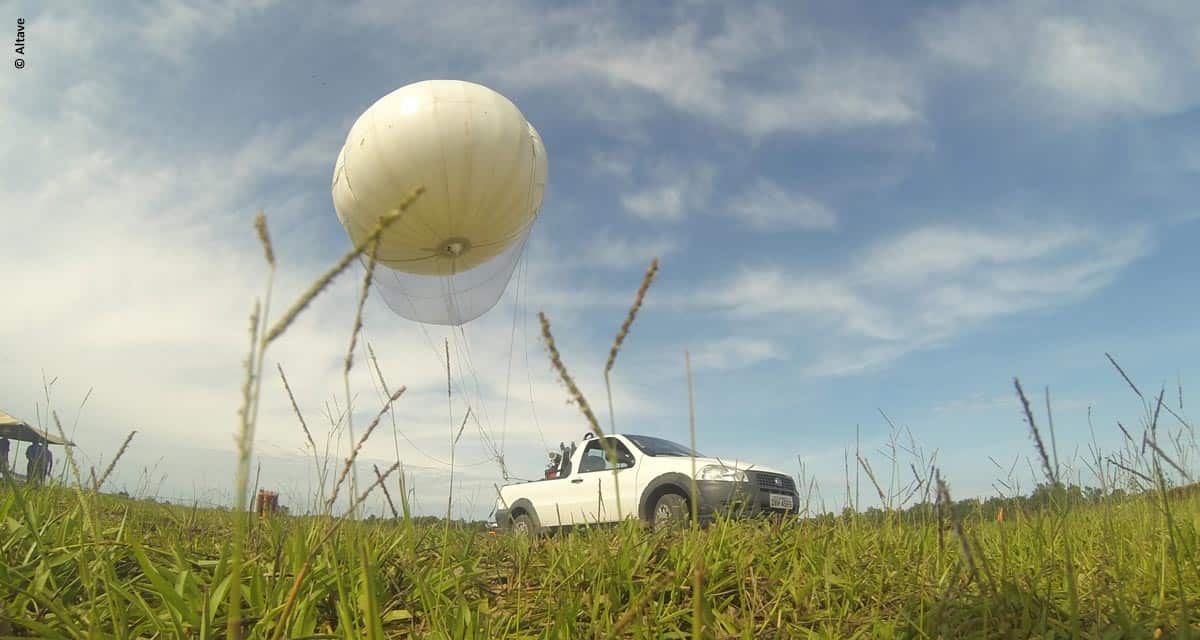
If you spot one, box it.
[694,471,799,521]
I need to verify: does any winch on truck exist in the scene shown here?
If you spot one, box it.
[493,432,799,535]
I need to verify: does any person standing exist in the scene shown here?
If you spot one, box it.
[25,441,41,482]
[0,437,9,476]
[26,440,51,484]
[42,444,53,482]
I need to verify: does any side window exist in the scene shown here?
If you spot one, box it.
[578,439,635,473]
[578,443,607,473]
[610,440,635,469]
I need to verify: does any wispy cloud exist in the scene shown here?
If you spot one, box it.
[692,220,1153,376]
[620,162,713,223]
[348,1,922,138]
[921,0,1200,120]
[691,337,786,371]
[931,392,1093,416]
[606,158,839,232]
[854,226,1091,287]
[342,0,1200,139]
[136,0,281,62]
[725,178,837,231]
[570,230,679,270]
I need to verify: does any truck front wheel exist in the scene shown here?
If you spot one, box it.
[651,493,689,531]
[512,513,538,538]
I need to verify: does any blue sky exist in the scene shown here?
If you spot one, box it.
[2,0,1198,518]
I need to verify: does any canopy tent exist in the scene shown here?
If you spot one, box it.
[0,410,74,446]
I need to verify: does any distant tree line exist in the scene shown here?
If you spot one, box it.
[812,480,1198,527]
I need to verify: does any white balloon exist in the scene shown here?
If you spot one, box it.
[331,80,547,325]
[332,79,547,277]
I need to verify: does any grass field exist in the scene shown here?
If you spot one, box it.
[3,209,1197,638]
[1,476,1198,638]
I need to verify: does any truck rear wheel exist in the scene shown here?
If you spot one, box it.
[512,513,538,538]
[651,493,689,532]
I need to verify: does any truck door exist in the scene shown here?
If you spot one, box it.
[572,438,639,524]
[603,439,639,522]
[561,440,607,524]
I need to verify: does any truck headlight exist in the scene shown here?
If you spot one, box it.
[697,465,746,482]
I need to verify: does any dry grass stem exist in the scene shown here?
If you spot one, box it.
[344,237,380,376]
[538,311,602,435]
[1145,391,1192,482]
[1106,352,1145,402]
[1044,386,1060,480]
[1014,378,1057,486]
[94,430,136,491]
[368,343,390,394]
[1108,457,1154,484]
[605,258,659,375]
[326,386,407,511]
[276,364,315,453]
[265,186,423,345]
[345,461,401,519]
[604,258,658,433]
[253,211,275,268]
[373,464,400,519]
[237,300,261,452]
[857,456,888,509]
[540,310,627,516]
[229,299,262,639]
[50,411,84,486]
[936,472,980,584]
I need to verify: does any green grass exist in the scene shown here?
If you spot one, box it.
[1,481,1198,638]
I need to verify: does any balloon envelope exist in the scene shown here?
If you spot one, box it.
[331,80,547,325]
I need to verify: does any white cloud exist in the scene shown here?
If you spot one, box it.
[135,0,280,62]
[348,1,922,138]
[12,1,280,70]
[1031,19,1175,116]
[691,337,785,371]
[610,159,840,232]
[520,12,921,138]
[921,0,1200,119]
[726,178,837,231]
[693,221,1152,376]
[737,57,922,137]
[931,394,1015,415]
[340,0,1200,139]
[932,392,1092,416]
[622,188,688,223]
[854,225,1088,286]
[620,163,713,223]
[589,152,634,181]
[570,230,679,270]
[702,269,899,341]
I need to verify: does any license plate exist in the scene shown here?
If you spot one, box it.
[768,493,793,510]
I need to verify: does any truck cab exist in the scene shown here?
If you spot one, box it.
[494,433,799,534]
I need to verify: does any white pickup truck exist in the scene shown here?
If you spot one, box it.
[493,433,798,534]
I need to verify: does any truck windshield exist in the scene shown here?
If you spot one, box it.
[625,435,703,457]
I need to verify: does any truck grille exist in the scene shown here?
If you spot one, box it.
[755,472,796,493]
